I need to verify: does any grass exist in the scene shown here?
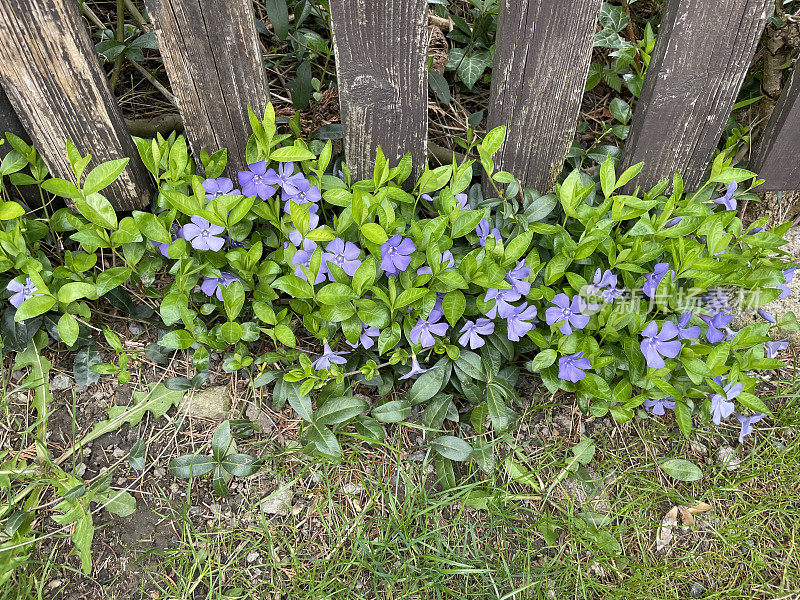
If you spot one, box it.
[5,373,800,599]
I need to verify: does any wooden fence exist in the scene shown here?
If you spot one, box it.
[0,0,798,211]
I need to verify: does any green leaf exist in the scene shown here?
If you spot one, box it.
[57,282,96,304]
[317,283,356,304]
[307,423,341,458]
[169,454,215,478]
[264,0,289,40]
[529,349,556,371]
[75,193,118,229]
[406,365,446,404]
[442,290,466,326]
[289,393,313,422]
[360,222,388,245]
[566,438,596,471]
[274,323,296,347]
[314,396,368,426]
[660,459,702,482]
[0,201,26,220]
[372,400,411,423]
[452,210,485,238]
[273,274,314,299]
[96,267,131,296]
[161,329,195,349]
[15,295,56,322]
[83,158,129,195]
[673,401,693,438]
[270,145,315,162]
[58,313,80,347]
[482,126,506,155]
[431,435,473,462]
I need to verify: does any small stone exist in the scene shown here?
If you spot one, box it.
[50,373,72,391]
[112,447,126,459]
[407,450,427,463]
[245,403,275,435]
[261,486,293,515]
[129,322,145,336]
[716,446,740,471]
[690,440,708,456]
[178,386,231,420]
[341,482,363,495]
[48,580,62,590]
[247,551,260,563]
[74,463,86,477]
[688,581,706,597]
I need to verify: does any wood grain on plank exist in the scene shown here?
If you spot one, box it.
[620,0,772,191]
[486,0,603,193]
[750,63,800,191]
[329,0,428,181]
[0,0,151,210]
[146,0,270,174]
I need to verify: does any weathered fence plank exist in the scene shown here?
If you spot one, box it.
[146,0,270,175]
[749,63,800,191]
[0,86,40,205]
[620,0,772,190]
[486,0,603,193]
[329,0,428,181]
[0,0,151,210]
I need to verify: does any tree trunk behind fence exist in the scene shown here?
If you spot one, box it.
[0,0,152,210]
[329,0,428,182]
[750,62,800,192]
[620,0,772,191]
[146,0,270,176]
[486,0,603,194]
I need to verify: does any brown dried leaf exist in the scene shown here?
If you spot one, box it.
[687,501,713,515]
[656,506,679,552]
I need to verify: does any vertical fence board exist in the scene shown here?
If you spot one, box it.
[146,0,270,174]
[486,0,602,193]
[620,0,771,190]
[329,0,428,181]
[0,0,151,210]
[750,64,800,191]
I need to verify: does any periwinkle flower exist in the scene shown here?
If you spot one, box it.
[238,160,278,200]
[346,324,380,350]
[558,352,590,383]
[640,321,682,369]
[181,216,226,251]
[311,341,348,370]
[735,412,765,443]
[202,177,240,199]
[410,315,449,348]
[458,318,495,349]
[417,250,454,276]
[764,339,789,359]
[748,226,765,234]
[506,302,539,342]
[664,216,682,228]
[676,311,701,340]
[323,238,362,278]
[282,178,322,213]
[701,312,733,344]
[643,263,671,299]
[506,261,531,296]
[779,267,796,299]
[644,397,676,416]
[713,181,737,211]
[6,277,37,308]
[399,355,431,380]
[269,162,307,196]
[429,293,445,321]
[475,219,502,246]
[485,287,522,319]
[200,272,240,301]
[292,244,327,284]
[288,212,321,248]
[758,308,777,324]
[710,380,742,425]
[380,235,415,276]
[545,293,590,335]
[455,193,471,210]
[584,268,620,309]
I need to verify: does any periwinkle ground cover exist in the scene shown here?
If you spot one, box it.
[1,104,798,468]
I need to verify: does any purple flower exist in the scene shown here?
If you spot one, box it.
[346,325,380,350]
[202,177,240,199]
[644,397,676,416]
[288,212,321,248]
[758,308,777,324]
[764,339,789,359]
[643,263,671,299]
[399,355,431,380]
[311,341,348,370]
[458,318,495,349]
[238,161,278,200]
[181,216,226,251]
[558,352,590,383]
[475,219,502,246]
[292,245,327,284]
[713,181,737,211]
[323,238,362,278]
[779,267,795,299]
[664,216,682,228]
[545,294,590,335]
[417,250,454,276]
[584,268,620,310]
[429,293,445,321]
[152,223,185,258]
[200,272,240,301]
[7,277,37,308]
[410,315,449,348]
[701,312,733,344]
[455,193,471,210]
[380,235,415,276]
[710,380,742,425]
[748,226,765,234]
[735,412,765,443]
[485,287,522,319]
[506,261,531,296]
[640,321,682,369]
[506,302,539,342]
[282,178,322,213]
[267,162,307,196]
[676,311,701,340]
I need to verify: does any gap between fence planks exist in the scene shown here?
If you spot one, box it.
[620,0,772,191]
[0,86,40,206]
[750,61,800,191]
[0,0,152,210]
[329,0,428,183]
[486,0,603,194]
[146,0,270,175]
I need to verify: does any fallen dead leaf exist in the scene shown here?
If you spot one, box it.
[656,502,713,550]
